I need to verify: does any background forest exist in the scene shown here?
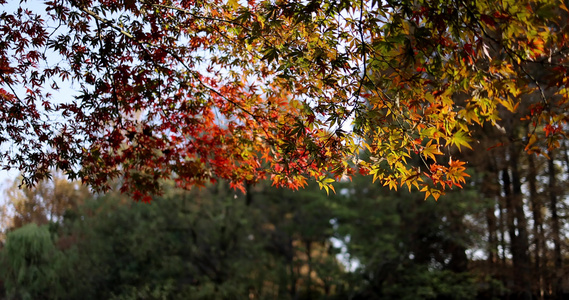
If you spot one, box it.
[1,132,569,300]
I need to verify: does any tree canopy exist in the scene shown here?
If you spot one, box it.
[1,0,568,199]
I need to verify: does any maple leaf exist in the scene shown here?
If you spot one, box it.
[446,159,470,188]
[420,184,444,201]
[317,176,336,195]
[446,132,473,152]
[422,140,443,162]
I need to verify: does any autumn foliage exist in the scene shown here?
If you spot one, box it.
[1,0,568,200]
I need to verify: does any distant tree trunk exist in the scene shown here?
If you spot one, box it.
[245,182,253,206]
[527,153,544,299]
[503,146,532,300]
[512,149,532,300]
[447,212,468,273]
[548,150,563,299]
[498,192,507,269]
[481,160,500,271]
[485,201,498,264]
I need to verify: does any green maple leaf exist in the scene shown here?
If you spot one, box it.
[446,131,473,152]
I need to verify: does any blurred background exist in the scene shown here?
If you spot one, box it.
[1,147,569,300]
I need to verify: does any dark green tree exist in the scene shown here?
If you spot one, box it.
[330,175,489,299]
[47,180,346,299]
[1,223,67,300]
